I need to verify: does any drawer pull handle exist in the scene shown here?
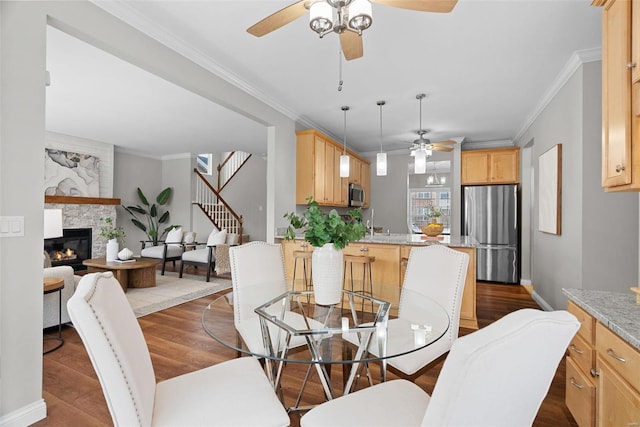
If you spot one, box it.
[569,377,584,389]
[590,368,599,377]
[606,348,626,363]
[569,344,584,355]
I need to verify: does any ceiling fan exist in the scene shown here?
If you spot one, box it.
[409,93,455,157]
[247,0,458,61]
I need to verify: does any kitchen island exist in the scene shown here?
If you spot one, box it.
[279,234,478,329]
[562,288,640,426]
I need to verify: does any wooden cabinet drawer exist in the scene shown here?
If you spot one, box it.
[596,323,640,392]
[597,356,640,427]
[568,333,595,375]
[566,356,596,427]
[567,301,595,345]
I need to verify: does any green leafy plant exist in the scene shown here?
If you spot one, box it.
[98,217,125,245]
[284,197,366,250]
[122,187,179,246]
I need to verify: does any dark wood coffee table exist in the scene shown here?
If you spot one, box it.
[82,257,161,292]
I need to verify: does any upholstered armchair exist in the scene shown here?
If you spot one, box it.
[179,228,238,281]
[43,265,81,328]
[140,227,195,275]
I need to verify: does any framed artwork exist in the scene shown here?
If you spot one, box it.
[44,148,101,197]
[538,144,562,235]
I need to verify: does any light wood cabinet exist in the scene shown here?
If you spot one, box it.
[565,299,640,427]
[280,240,477,329]
[596,0,640,190]
[566,301,597,427]
[461,147,520,185]
[296,129,369,207]
[596,323,640,426]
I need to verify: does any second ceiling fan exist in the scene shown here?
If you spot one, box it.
[409,93,455,156]
[247,0,458,60]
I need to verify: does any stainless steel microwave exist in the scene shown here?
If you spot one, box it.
[349,183,365,207]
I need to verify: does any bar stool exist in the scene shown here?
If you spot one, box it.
[292,250,313,300]
[343,254,376,313]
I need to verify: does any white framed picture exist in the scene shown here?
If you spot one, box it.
[538,144,562,235]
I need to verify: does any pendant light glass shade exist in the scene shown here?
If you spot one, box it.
[340,106,350,178]
[414,150,426,174]
[376,152,387,176]
[340,155,350,177]
[376,100,387,176]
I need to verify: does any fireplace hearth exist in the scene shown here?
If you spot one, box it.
[45,228,92,271]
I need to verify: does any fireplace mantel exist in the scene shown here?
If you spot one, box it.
[45,196,120,205]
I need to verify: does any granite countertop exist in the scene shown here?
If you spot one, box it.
[275,233,478,248]
[563,288,640,351]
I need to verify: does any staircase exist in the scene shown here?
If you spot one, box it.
[193,151,252,241]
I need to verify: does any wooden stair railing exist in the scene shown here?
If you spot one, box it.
[217,151,252,192]
[193,168,243,242]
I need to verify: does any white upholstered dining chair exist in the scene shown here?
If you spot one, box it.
[229,241,313,356]
[346,244,469,380]
[67,272,289,427]
[301,308,580,427]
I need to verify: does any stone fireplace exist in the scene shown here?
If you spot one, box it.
[45,196,120,262]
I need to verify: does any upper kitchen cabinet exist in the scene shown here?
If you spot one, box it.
[461,147,520,185]
[296,129,369,207]
[596,0,640,191]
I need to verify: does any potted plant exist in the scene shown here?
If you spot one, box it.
[429,207,442,224]
[284,197,366,305]
[123,187,179,247]
[99,217,126,261]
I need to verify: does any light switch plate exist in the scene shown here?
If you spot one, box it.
[0,216,24,237]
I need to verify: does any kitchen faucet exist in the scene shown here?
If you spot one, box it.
[370,208,374,238]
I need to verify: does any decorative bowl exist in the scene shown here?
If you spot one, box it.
[421,223,444,237]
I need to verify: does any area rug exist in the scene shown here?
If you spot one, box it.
[126,271,232,318]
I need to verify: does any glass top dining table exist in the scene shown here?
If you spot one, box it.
[201,286,450,408]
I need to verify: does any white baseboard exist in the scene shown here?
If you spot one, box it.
[531,290,554,312]
[0,399,46,427]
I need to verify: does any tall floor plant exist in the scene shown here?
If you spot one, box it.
[123,187,179,246]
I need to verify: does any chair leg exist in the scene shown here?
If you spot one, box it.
[206,262,211,282]
[179,260,184,278]
[161,260,166,275]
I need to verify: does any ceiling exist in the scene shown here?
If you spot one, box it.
[45,0,602,159]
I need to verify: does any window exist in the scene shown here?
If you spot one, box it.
[408,187,451,234]
[197,154,213,175]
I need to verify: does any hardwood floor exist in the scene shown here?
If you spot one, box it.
[35,266,578,426]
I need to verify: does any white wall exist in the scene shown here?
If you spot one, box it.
[516,61,638,309]
[0,2,296,424]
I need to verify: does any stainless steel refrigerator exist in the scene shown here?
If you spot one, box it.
[462,184,519,284]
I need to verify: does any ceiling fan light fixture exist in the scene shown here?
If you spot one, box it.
[309,2,334,35]
[348,0,372,32]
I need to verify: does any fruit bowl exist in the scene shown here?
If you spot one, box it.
[421,223,444,237]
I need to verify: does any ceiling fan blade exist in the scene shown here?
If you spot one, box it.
[431,146,453,152]
[433,139,456,145]
[340,32,364,61]
[247,1,308,37]
[372,0,458,13]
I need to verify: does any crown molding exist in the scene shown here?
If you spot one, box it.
[513,47,602,143]
[462,140,515,150]
[90,1,323,131]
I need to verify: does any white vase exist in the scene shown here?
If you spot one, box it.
[106,238,119,262]
[312,243,344,306]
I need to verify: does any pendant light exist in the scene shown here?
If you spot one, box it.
[376,100,387,176]
[340,106,350,178]
[414,93,429,174]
